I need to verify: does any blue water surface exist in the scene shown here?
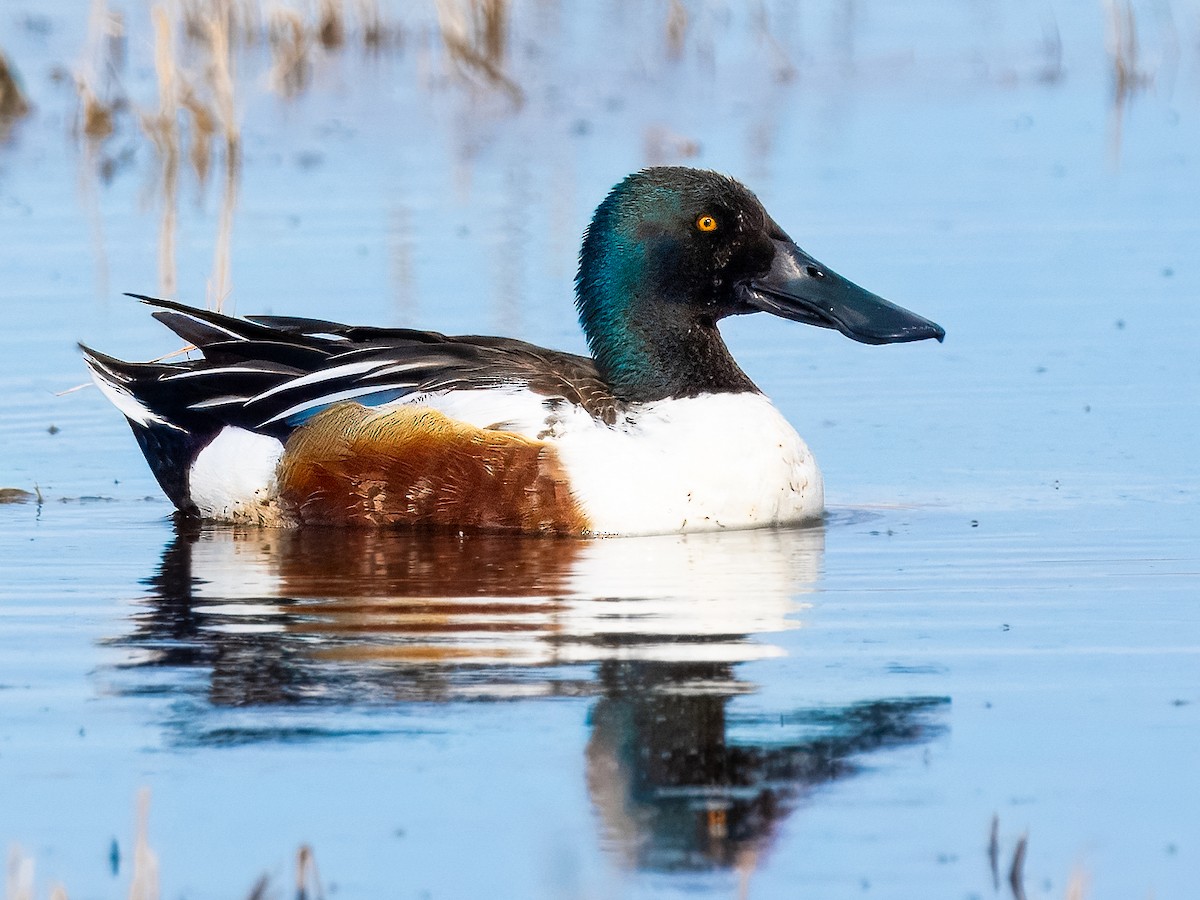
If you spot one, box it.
[1,2,1198,898]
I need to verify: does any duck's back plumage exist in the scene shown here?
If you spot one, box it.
[94,295,619,436]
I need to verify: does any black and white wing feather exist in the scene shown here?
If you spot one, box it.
[81,295,618,443]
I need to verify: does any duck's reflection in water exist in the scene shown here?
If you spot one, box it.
[114,521,946,872]
[588,663,944,871]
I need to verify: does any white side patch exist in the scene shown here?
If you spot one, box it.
[401,388,555,435]
[552,393,824,535]
[189,427,285,523]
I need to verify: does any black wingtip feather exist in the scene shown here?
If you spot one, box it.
[151,310,240,349]
[131,294,350,350]
[79,342,156,382]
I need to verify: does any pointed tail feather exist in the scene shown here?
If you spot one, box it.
[80,343,183,431]
[81,342,216,514]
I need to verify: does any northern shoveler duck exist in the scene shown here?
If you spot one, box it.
[82,167,944,536]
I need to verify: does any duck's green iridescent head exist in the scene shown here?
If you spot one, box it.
[575,167,944,403]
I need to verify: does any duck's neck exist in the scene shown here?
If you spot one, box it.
[580,296,758,403]
[575,222,758,404]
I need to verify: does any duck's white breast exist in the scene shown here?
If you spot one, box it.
[551,392,823,535]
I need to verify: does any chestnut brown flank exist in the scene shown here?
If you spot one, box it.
[276,403,591,534]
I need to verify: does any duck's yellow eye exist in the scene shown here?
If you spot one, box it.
[696,215,718,233]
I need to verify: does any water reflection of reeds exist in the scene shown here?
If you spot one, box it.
[436,0,522,105]
[60,0,750,318]
[0,49,32,139]
[36,0,1190,339]
[70,0,413,310]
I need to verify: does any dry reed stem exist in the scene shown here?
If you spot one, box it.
[295,844,323,899]
[72,3,124,294]
[147,344,198,363]
[73,1,125,144]
[148,6,178,140]
[75,88,112,296]
[477,0,505,62]
[209,149,239,313]
[180,85,217,183]
[1106,0,1149,97]
[0,51,32,125]
[6,846,35,900]
[734,847,757,900]
[1104,0,1152,163]
[268,7,312,97]
[77,80,115,140]
[176,0,397,52]
[2,847,69,899]
[1064,865,1090,900]
[53,382,95,397]
[6,800,330,900]
[357,0,390,49]
[143,5,180,298]
[665,0,688,60]
[204,3,240,312]
[180,0,252,48]
[318,0,346,49]
[206,7,238,155]
[436,0,523,105]
[128,788,159,900]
